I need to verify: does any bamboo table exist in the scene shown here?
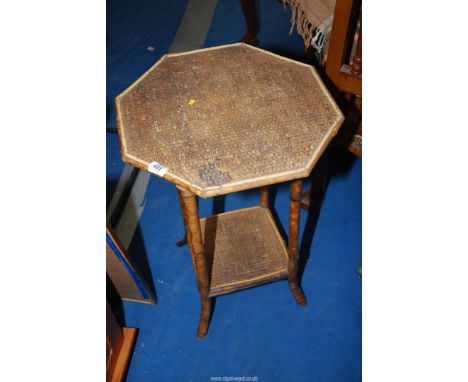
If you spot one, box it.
[115,43,344,338]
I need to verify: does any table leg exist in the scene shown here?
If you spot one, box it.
[178,188,212,338]
[260,186,269,208]
[288,179,307,305]
[240,0,259,45]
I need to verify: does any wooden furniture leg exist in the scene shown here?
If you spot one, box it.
[178,188,212,338]
[240,0,259,46]
[260,186,269,208]
[288,179,307,305]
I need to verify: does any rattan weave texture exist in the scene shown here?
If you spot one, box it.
[116,43,343,197]
[199,206,289,297]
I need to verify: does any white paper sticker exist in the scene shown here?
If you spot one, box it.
[148,161,168,177]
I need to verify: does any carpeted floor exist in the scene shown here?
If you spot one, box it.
[107,1,362,381]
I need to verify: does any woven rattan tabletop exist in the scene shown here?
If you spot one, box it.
[116,43,343,197]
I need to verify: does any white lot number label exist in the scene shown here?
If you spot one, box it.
[148,161,168,177]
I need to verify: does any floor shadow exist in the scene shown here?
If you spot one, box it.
[107,168,139,226]
[107,174,159,304]
[106,178,120,212]
[298,145,357,283]
[127,224,158,304]
[208,295,217,332]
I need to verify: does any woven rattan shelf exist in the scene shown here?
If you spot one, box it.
[200,206,289,297]
[116,43,344,338]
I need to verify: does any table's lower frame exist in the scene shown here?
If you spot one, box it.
[178,179,306,338]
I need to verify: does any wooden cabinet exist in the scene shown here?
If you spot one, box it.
[106,300,137,382]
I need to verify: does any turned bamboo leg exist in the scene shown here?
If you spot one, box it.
[178,187,212,338]
[288,179,307,305]
[240,0,259,45]
[260,186,269,208]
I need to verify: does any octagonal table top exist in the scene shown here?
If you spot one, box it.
[116,43,344,198]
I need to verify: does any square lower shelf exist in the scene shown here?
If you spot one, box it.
[199,206,289,297]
